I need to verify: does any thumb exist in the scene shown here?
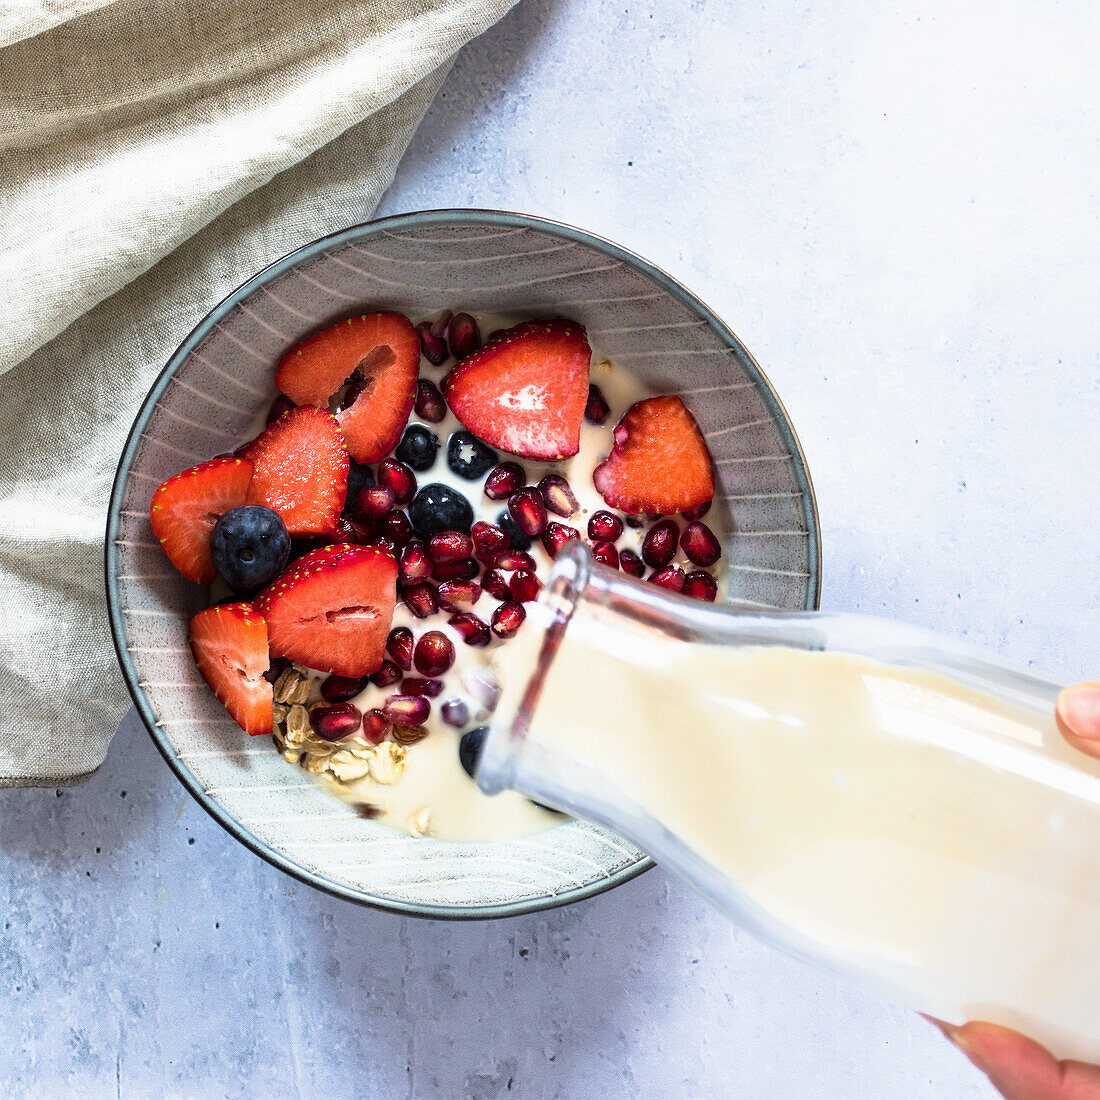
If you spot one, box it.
[1055,683,1100,760]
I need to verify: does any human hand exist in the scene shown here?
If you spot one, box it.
[934,684,1100,1099]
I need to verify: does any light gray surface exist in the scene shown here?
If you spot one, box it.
[3,0,1097,1096]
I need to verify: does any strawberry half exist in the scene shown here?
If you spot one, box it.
[253,543,398,677]
[150,456,254,584]
[245,405,349,536]
[593,396,715,514]
[189,603,273,735]
[442,318,590,460]
[275,312,419,464]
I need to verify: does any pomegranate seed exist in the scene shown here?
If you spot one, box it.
[540,522,581,560]
[382,694,431,726]
[648,566,686,592]
[484,462,525,500]
[401,581,438,618]
[491,601,526,638]
[588,510,624,542]
[370,660,403,688]
[330,516,371,544]
[481,568,510,601]
[414,630,455,676]
[682,571,718,602]
[509,569,541,603]
[471,520,509,564]
[448,612,490,647]
[433,557,479,581]
[682,500,712,521]
[437,580,482,611]
[537,474,579,518]
[430,310,453,339]
[353,485,395,522]
[642,519,680,569]
[310,702,362,741]
[377,509,412,547]
[401,677,445,698]
[386,627,414,670]
[585,383,610,425]
[399,539,432,584]
[619,549,645,577]
[447,312,481,359]
[362,709,391,744]
[415,323,449,366]
[377,458,417,506]
[428,530,473,564]
[320,673,369,702]
[266,394,295,425]
[508,487,548,536]
[362,535,396,555]
[493,550,536,572]
[591,541,620,569]
[264,656,291,684]
[680,521,721,567]
[414,378,448,421]
[441,699,470,728]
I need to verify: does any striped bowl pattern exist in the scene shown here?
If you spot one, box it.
[107,210,820,919]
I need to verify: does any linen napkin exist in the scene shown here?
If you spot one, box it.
[0,0,518,786]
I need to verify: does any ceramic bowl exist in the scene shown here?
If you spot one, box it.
[106,209,820,919]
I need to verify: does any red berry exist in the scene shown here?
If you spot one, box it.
[494,550,536,572]
[448,612,490,647]
[484,462,525,500]
[591,541,620,569]
[320,673,369,702]
[491,601,526,638]
[437,580,482,611]
[188,603,271,735]
[471,520,509,563]
[432,557,479,581]
[414,378,448,421]
[382,694,430,726]
[509,569,541,603]
[585,383,610,424]
[370,659,403,687]
[401,581,438,618]
[447,312,481,359]
[680,521,721,568]
[481,568,510,601]
[648,566,685,592]
[537,474,579,518]
[330,515,371,544]
[619,549,645,577]
[310,702,361,740]
[508,487,548,536]
[682,500,712,521]
[414,630,455,676]
[377,509,412,547]
[353,485,395,522]
[362,708,391,744]
[642,519,680,569]
[399,539,432,584]
[682,571,718,602]
[416,325,449,367]
[377,458,417,506]
[587,510,624,542]
[540,522,581,560]
[428,530,474,564]
[386,627,414,670]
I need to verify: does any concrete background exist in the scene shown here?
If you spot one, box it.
[2,0,1097,1095]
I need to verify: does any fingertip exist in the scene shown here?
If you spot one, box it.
[951,1022,1064,1098]
[1056,683,1100,753]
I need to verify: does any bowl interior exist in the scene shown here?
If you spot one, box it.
[107,210,819,918]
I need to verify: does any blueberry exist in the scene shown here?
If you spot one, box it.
[211,506,290,591]
[496,509,533,551]
[409,483,474,537]
[446,430,497,480]
[459,726,488,779]
[346,461,375,504]
[395,426,440,472]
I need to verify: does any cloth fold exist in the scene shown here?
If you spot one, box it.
[0,0,517,786]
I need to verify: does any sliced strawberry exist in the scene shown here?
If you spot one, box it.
[253,544,398,677]
[593,396,715,514]
[275,312,419,464]
[441,318,590,460]
[245,405,348,536]
[189,603,272,735]
[150,456,254,584]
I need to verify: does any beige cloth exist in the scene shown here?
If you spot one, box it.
[0,0,517,785]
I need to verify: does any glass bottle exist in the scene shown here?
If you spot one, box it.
[477,542,1100,1062]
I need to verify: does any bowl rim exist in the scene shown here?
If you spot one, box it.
[105,207,822,921]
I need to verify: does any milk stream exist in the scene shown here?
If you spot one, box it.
[480,550,1100,1062]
